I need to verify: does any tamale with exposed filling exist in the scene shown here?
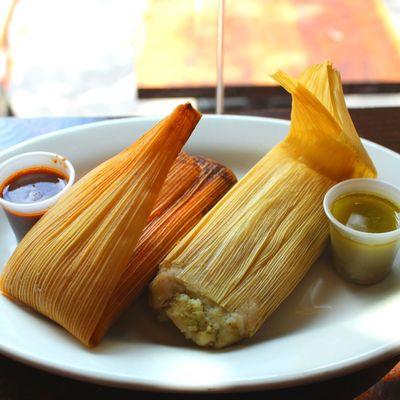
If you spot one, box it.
[91,155,237,343]
[0,103,201,346]
[149,62,377,348]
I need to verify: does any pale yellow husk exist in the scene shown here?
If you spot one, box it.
[149,62,377,348]
[0,103,201,346]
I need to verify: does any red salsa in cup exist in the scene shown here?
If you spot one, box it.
[1,166,68,240]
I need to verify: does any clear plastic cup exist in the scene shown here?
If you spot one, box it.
[0,151,75,241]
[323,179,400,285]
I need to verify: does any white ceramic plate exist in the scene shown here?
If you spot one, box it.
[0,116,399,392]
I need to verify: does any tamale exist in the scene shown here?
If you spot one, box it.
[149,152,200,221]
[0,103,201,346]
[91,156,237,343]
[149,62,377,348]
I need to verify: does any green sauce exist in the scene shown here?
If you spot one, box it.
[329,191,400,285]
[331,192,399,233]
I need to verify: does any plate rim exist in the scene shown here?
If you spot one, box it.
[0,114,291,159]
[0,114,399,392]
[1,114,399,163]
[0,331,399,392]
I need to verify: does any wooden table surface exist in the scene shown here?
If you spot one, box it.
[0,108,399,400]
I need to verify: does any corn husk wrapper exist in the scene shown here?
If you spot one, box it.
[91,155,237,343]
[149,152,200,221]
[0,103,201,346]
[150,62,377,348]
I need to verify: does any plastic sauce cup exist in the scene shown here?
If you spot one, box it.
[323,179,400,285]
[0,151,75,241]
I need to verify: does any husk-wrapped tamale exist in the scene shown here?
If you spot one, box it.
[150,62,377,348]
[91,155,237,343]
[150,152,200,221]
[0,103,201,346]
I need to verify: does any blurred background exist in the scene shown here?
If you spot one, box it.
[0,0,400,116]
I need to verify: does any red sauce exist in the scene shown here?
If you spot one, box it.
[1,167,67,240]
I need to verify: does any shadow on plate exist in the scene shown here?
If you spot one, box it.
[248,248,400,345]
[104,247,400,352]
[4,246,395,354]
[104,292,192,350]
